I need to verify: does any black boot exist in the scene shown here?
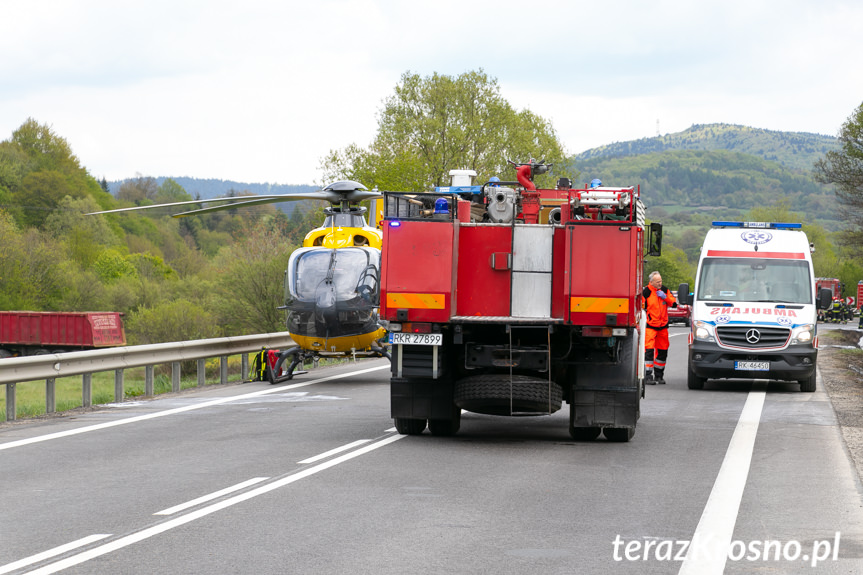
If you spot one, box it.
[645,369,656,385]
[655,368,666,384]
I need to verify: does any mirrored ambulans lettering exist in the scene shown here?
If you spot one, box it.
[709,307,795,316]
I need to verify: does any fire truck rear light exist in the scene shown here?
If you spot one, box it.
[389,220,401,227]
[409,322,432,333]
[612,328,627,337]
[389,323,403,332]
[583,327,613,337]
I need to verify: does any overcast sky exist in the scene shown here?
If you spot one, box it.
[2,0,861,187]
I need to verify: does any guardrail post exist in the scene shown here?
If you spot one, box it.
[197,359,206,388]
[145,365,154,396]
[241,353,249,381]
[114,369,124,403]
[220,356,228,385]
[46,378,56,414]
[5,383,16,422]
[82,373,92,407]
[172,362,180,393]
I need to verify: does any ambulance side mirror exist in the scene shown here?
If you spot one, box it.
[647,223,662,257]
[677,284,692,305]
[818,288,833,310]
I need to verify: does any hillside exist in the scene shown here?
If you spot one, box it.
[575,123,839,173]
[569,124,840,229]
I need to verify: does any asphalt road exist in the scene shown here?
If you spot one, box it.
[2,327,862,574]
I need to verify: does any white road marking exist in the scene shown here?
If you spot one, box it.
[298,439,371,464]
[23,433,406,575]
[678,382,767,574]
[0,364,390,452]
[153,477,269,516]
[0,534,110,574]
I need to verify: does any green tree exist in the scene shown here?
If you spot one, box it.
[116,174,159,205]
[815,101,863,248]
[644,245,694,290]
[321,69,571,191]
[211,222,295,334]
[44,195,123,267]
[126,299,219,345]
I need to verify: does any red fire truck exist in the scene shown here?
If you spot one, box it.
[379,161,661,442]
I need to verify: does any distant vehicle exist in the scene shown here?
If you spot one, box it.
[0,311,126,357]
[667,292,691,326]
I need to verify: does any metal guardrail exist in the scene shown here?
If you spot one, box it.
[1,332,294,422]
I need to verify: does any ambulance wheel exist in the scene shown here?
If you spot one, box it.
[394,418,427,435]
[687,363,706,390]
[603,427,635,442]
[569,426,601,441]
[799,371,816,392]
[454,374,562,416]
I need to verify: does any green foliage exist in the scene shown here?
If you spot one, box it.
[94,249,137,283]
[0,209,69,310]
[575,149,837,229]
[126,299,220,345]
[815,101,863,250]
[321,69,571,191]
[210,222,295,334]
[644,245,694,289]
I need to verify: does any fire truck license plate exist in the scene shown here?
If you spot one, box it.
[389,333,442,346]
[735,361,769,371]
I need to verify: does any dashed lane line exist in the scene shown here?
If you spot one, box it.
[18,433,406,575]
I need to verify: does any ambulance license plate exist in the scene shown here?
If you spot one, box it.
[735,361,769,371]
[389,332,442,346]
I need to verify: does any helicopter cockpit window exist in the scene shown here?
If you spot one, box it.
[284,247,381,339]
[322,212,368,229]
[287,247,380,303]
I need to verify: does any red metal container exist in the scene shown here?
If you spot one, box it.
[0,311,126,354]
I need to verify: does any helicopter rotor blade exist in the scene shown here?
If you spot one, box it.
[85,196,288,215]
[87,188,382,217]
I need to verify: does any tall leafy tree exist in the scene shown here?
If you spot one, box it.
[321,69,570,191]
[815,102,863,248]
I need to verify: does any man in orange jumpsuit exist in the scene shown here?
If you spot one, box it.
[642,271,678,384]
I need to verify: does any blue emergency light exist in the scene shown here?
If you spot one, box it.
[434,185,483,195]
[712,221,802,229]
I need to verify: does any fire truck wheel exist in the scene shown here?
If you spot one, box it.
[428,406,461,436]
[799,371,816,392]
[394,418,427,435]
[603,427,635,442]
[454,374,562,416]
[569,426,601,441]
[687,363,705,390]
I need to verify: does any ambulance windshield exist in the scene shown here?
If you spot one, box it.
[697,259,812,304]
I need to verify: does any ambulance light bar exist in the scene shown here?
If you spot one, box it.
[711,221,802,229]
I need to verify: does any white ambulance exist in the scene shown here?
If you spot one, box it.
[678,222,831,391]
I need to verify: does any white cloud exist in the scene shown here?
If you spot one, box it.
[1,0,861,185]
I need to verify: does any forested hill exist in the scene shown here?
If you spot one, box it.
[108,177,317,200]
[575,124,839,172]
[570,124,841,229]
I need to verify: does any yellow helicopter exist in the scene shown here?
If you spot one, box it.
[89,180,390,381]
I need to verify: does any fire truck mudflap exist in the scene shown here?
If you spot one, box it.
[380,163,659,442]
